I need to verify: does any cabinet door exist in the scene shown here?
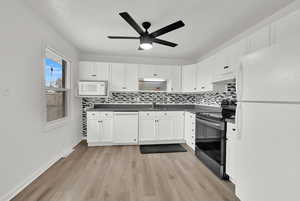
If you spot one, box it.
[94,62,110,80]
[139,117,157,142]
[197,59,213,92]
[124,64,138,91]
[247,26,271,54]
[169,66,181,92]
[138,64,155,78]
[87,119,100,143]
[182,64,197,92]
[79,62,95,81]
[153,65,170,78]
[173,112,185,140]
[271,10,300,45]
[111,63,125,91]
[100,118,114,142]
[157,115,175,140]
[113,113,138,144]
[226,122,237,181]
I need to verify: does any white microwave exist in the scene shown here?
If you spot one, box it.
[78,81,108,96]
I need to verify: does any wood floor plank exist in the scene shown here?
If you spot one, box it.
[11,141,240,201]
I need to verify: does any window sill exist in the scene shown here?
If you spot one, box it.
[44,117,69,132]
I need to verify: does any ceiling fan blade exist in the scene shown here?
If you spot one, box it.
[119,12,144,35]
[150,21,185,38]
[153,38,178,47]
[108,36,140,39]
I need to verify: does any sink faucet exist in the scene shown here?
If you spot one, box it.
[152,102,157,109]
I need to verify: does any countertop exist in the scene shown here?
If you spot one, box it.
[86,104,222,114]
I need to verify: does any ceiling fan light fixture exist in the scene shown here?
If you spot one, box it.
[140,42,153,50]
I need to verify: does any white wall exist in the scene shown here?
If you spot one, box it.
[0,0,82,200]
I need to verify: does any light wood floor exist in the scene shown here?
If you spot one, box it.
[12,141,240,201]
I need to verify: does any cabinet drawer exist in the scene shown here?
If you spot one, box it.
[99,112,113,118]
[139,112,157,117]
[87,112,99,120]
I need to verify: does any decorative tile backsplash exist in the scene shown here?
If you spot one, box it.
[81,81,236,136]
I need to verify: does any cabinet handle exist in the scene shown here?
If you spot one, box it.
[122,87,126,89]
[194,88,197,90]
[91,74,96,77]
[232,128,236,131]
[201,86,205,89]
[98,121,102,123]
[153,73,158,76]
[224,66,229,69]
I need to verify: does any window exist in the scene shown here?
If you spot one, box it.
[44,48,70,123]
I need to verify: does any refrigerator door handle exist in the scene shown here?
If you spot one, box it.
[236,102,242,139]
[236,63,244,101]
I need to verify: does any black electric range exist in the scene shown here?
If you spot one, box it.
[195,100,236,179]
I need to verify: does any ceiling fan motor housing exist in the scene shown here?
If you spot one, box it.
[140,35,153,44]
[142,22,151,31]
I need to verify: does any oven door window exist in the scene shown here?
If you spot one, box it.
[196,118,225,164]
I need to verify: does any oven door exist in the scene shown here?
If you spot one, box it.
[195,117,227,179]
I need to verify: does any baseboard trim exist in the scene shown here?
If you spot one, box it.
[0,140,81,201]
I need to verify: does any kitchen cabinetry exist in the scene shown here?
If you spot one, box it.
[226,122,237,182]
[213,39,247,82]
[110,63,138,91]
[197,57,214,92]
[182,64,197,92]
[113,112,138,144]
[246,26,271,54]
[79,62,110,81]
[169,66,182,92]
[184,112,196,150]
[87,112,113,145]
[139,111,185,144]
[271,10,300,45]
[138,64,170,79]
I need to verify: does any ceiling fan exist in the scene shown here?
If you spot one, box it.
[107,12,185,50]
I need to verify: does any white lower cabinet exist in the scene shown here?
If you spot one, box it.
[87,111,185,146]
[87,112,113,145]
[226,122,237,182]
[139,111,185,144]
[184,112,196,150]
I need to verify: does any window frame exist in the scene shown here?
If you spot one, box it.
[43,46,72,131]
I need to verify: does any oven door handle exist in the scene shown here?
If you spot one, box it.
[196,118,224,130]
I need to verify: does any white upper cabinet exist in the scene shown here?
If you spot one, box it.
[271,10,300,45]
[212,39,247,82]
[197,57,214,92]
[169,66,182,92]
[125,63,139,91]
[79,62,110,81]
[138,64,170,79]
[110,63,124,91]
[182,64,197,92]
[110,63,138,91]
[246,26,271,54]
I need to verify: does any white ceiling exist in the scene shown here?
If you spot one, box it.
[25,0,294,60]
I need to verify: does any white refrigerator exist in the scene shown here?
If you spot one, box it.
[235,39,300,201]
